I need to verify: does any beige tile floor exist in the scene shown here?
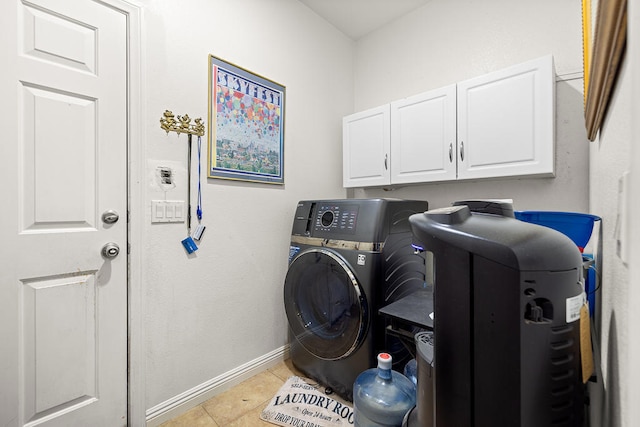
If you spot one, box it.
[159,359,305,427]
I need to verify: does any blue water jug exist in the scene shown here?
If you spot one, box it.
[403,358,417,386]
[353,353,416,426]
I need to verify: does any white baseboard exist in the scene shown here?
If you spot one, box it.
[145,345,290,426]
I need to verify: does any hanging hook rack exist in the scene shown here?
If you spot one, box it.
[159,110,205,136]
[159,110,205,236]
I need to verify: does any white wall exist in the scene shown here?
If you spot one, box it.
[137,0,351,416]
[350,0,589,212]
[629,1,640,425]
[588,4,637,425]
[589,57,631,427]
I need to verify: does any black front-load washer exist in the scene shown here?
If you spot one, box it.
[283,199,429,401]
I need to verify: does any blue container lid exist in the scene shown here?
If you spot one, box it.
[514,211,601,251]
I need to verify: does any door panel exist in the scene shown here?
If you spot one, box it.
[343,105,391,187]
[1,1,128,426]
[21,84,97,230]
[22,273,98,420]
[390,84,457,183]
[22,4,97,73]
[456,55,555,180]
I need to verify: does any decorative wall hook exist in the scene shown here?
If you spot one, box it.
[159,110,205,235]
[160,110,205,136]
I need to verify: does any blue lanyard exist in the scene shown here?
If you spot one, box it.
[196,135,203,221]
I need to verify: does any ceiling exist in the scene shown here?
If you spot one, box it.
[298,0,431,40]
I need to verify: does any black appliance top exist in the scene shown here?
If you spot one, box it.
[291,198,429,241]
[409,205,582,271]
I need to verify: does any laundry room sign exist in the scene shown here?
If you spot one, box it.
[261,376,354,426]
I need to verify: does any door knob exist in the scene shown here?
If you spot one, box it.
[102,210,119,224]
[102,242,120,259]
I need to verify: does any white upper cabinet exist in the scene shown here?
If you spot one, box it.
[390,84,457,184]
[343,104,391,187]
[342,55,555,188]
[456,55,555,180]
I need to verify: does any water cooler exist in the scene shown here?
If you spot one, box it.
[408,204,586,427]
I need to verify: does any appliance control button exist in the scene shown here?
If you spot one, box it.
[321,211,334,227]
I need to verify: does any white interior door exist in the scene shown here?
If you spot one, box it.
[0,1,129,426]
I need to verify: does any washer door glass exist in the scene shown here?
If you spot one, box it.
[284,248,367,360]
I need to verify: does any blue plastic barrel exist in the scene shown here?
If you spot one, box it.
[514,211,600,252]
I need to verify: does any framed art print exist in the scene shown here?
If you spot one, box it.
[582,0,627,141]
[208,55,285,184]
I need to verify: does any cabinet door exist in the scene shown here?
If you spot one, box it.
[343,105,390,187]
[390,85,457,184]
[457,55,555,180]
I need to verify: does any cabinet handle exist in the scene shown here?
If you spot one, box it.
[460,141,464,161]
[449,143,453,163]
[384,154,388,170]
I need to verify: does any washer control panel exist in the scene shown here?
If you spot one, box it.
[314,203,358,233]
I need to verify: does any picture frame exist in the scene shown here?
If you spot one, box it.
[582,0,627,141]
[208,55,285,184]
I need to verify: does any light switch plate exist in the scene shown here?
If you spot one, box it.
[151,200,186,223]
